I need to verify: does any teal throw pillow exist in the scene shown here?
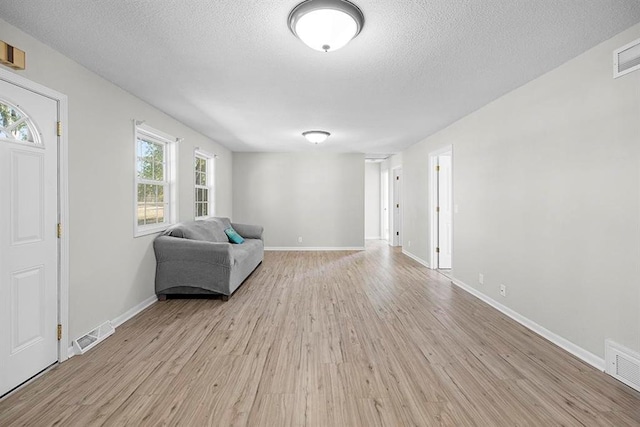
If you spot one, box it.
[225,227,244,244]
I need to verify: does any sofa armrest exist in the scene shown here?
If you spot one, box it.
[231,222,264,241]
[154,235,233,266]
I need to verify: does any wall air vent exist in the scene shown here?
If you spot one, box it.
[72,321,115,355]
[605,340,640,392]
[613,37,640,78]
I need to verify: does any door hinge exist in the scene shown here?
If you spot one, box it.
[436,206,440,212]
[57,223,62,238]
[56,121,62,137]
[436,165,440,172]
[396,203,400,208]
[57,324,62,341]
[396,231,399,236]
[436,247,440,253]
[396,176,400,180]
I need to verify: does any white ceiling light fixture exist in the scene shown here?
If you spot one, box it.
[288,0,365,52]
[302,130,331,144]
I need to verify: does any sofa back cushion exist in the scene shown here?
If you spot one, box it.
[165,218,229,242]
[214,217,232,230]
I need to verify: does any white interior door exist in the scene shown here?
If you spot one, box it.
[381,170,389,241]
[437,155,452,268]
[0,80,59,397]
[392,168,402,246]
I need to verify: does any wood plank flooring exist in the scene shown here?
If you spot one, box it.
[1,241,639,426]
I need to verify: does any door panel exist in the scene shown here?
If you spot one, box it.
[0,79,58,396]
[11,150,44,244]
[11,266,46,353]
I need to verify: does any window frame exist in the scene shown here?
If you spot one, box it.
[194,149,215,220]
[133,122,179,237]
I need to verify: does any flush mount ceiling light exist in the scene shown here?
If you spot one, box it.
[302,130,331,144]
[288,0,365,52]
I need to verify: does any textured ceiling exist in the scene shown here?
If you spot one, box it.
[1,1,639,154]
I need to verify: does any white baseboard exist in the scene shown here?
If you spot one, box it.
[66,294,158,358]
[402,249,431,268]
[450,277,605,371]
[112,295,158,328]
[265,247,365,251]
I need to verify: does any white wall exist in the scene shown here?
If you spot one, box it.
[233,153,365,248]
[402,23,640,359]
[0,19,233,342]
[364,162,381,239]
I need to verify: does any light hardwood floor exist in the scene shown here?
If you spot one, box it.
[1,241,639,426]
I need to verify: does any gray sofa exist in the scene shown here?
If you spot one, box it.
[153,217,264,300]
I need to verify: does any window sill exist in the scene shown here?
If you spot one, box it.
[134,223,172,238]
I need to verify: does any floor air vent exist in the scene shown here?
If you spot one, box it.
[605,340,640,392]
[613,37,640,78]
[72,321,115,355]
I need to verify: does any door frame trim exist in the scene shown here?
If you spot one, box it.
[429,145,452,270]
[0,68,70,363]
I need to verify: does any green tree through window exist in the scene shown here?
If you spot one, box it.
[136,137,167,226]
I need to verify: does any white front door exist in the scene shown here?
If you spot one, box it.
[0,79,59,396]
[437,154,452,268]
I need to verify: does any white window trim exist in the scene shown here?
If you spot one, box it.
[133,121,179,237]
[194,148,215,220]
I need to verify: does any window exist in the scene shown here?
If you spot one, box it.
[0,100,39,145]
[194,150,214,219]
[134,123,178,236]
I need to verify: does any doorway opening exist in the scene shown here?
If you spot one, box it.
[429,147,452,273]
[364,160,382,240]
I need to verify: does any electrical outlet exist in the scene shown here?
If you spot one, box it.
[478,273,484,285]
[297,236,303,243]
[500,284,507,297]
